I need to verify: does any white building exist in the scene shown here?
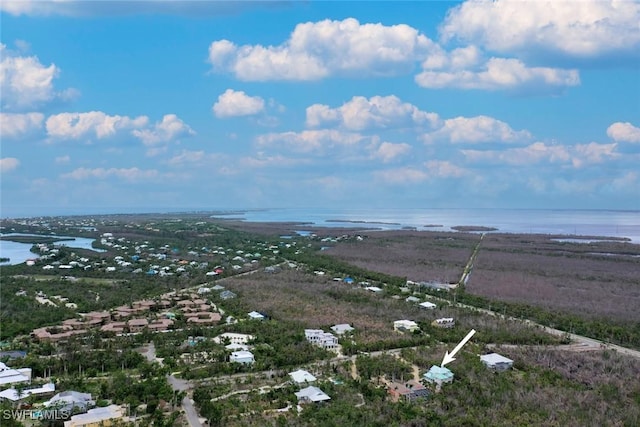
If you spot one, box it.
[393,320,419,333]
[432,318,455,328]
[0,362,32,388]
[295,386,331,404]
[64,404,126,427]
[330,324,354,335]
[289,369,317,384]
[248,311,266,320]
[304,329,339,351]
[214,333,255,345]
[480,353,514,371]
[419,301,437,309]
[229,350,255,364]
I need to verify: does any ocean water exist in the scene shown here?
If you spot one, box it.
[233,208,640,243]
[0,234,103,266]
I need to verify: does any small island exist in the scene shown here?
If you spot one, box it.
[451,225,498,232]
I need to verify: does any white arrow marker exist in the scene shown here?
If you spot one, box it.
[441,329,476,367]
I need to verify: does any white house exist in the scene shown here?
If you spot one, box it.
[248,311,266,320]
[330,324,354,335]
[0,383,55,404]
[432,318,455,328]
[393,320,419,333]
[419,301,437,309]
[295,386,331,404]
[289,369,317,384]
[405,296,420,303]
[0,362,32,387]
[64,404,126,427]
[214,333,255,345]
[480,353,514,371]
[304,329,339,351]
[229,350,255,364]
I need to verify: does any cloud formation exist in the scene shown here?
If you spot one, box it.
[0,112,44,138]
[607,122,640,143]
[0,44,75,110]
[462,141,618,168]
[441,0,640,61]
[416,57,580,92]
[371,142,412,163]
[46,111,148,140]
[213,89,265,118]
[208,18,436,81]
[423,115,532,144]
[132,114,195,146]
[306,95,439,130]
[0,157,20,173]
[256,129,365,154]
[62,167,160,181]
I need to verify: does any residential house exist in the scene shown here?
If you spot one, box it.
[127,318,149,332]
[229,351,254,364]
[220,290,236,300]
[304,329,339,351]
[330,324,354,335]
[0,383,55,406]
[419,301,437,309]
[63,404,127,427]
[393,320,420,333]
[423,365,454,385]
[480,353,514,372]
[387,380,429,402]
[44,390,94,413]
[289,369,317,384]
[405,296,420,303]
[214,333,254,345]
[0,362,32,388]
[185,312,222,325]
[295,386,331,404]
[248,311,266,321]
[431,318,455,328]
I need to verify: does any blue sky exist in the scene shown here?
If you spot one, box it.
[1,0,639,217]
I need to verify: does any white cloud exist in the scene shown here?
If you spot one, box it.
[167,150,206,166]
[607,122,640,143]
[571,142,619,168]
[131,114,195,145]
[416,57,580,92]
[423,115,532,144]
[306,95,439,131]
[462,142,571,166]
[55,155,70,164]
[0,157,20,173]
[375,168,428,184]
[371,142,412,163]
[462,141,618,167]
[61,167,159,181]
[425,160,468,178]
[256,129,365,154]
[240,154,309,169]
[441,0,640,60]
[208,18,437,81]
[0,112,44,137]
[213,89,265,118]
[46,111,148,140]
[0,44,75,110]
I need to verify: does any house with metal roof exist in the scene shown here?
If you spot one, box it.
[295,386,331,404]
[480,353,514,371]
[289,369,317,384]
